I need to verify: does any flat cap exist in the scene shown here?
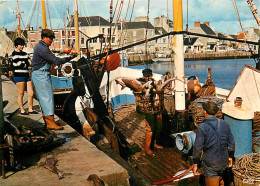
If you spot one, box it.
[41,29,55,39]
[142,68,152,77]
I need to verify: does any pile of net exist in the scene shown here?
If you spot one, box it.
[232,152,260,183]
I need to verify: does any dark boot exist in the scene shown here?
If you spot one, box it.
[44,115,64,130]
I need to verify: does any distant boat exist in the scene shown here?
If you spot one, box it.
[152,57,173,62]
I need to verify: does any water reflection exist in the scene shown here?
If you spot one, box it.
[129,59,254,90]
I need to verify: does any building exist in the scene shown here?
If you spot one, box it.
[153,15,174,54]
[119,16,156,54]
[27,28,63,52]
[0,28,16,57]
[67,15,118,54]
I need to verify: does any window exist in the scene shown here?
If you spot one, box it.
[72,31,75,36]
[31,39,35,43]
[62,31,65,36]
[102,28,105,34]
[163,38,166,43]
[54,31,59,33]
[81,38,84,44]
[54,39,59,42]
[112,37,115,43]
[30,31,35,34]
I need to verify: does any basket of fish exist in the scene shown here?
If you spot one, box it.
[134,91,164,114]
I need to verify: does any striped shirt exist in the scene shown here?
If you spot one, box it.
[10,50,30,77]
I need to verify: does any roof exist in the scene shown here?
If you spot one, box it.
[68,16,110,27]
[184,37,198,45]
[237,33,245,39]
[229,34,237,39]
[217,32,226,38]
[122,21,154,30]
[154,27,168,35]
[200,23,216,35]
[254,28,260,37]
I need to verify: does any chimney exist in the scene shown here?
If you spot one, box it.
[203,21,210,27]
[194,21,200,27]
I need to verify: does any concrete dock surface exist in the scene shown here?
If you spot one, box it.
[0,75,130,186]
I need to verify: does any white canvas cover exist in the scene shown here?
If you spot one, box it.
[226,65,260,112]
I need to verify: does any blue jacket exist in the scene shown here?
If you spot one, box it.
[32,40,68,71]
[193,116,235,172]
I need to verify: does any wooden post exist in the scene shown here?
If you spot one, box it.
[0,66,4,144]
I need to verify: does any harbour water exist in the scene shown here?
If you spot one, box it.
[129,58,255,90]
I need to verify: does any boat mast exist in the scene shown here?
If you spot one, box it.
[173,0,185,110]
[14,0,23,37]
[73,0,80,57]
[41,0,47,29]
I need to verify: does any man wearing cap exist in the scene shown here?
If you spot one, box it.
[192,101,235,186]
[32,29,76,130]
[137,68,164,155]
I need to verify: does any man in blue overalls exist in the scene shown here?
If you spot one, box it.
[193,101,235,186]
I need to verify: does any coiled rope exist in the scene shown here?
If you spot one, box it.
[232,152,260,183]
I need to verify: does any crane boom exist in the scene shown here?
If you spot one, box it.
[246,0,260,26]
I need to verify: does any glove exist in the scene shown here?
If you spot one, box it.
[66,54,77,61]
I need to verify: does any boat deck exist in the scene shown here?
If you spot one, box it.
[114,104,199,185]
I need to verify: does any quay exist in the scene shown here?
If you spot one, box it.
[127,51,252,64]
[0,75,130,186]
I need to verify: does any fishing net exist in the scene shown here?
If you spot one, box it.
[232,152,260,184]
[187,96,224,128]
[134,91,164,114]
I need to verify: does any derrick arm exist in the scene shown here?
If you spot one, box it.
[246,0,260,26]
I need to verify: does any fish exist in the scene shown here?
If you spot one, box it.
[115,79,126,90]
[187,76,201,95]
[142,81,154,97]
[155,78,177,91]
[87,174,105,186]
[116,78,149,92]
[45,157,63,179]
[121,78,143,92]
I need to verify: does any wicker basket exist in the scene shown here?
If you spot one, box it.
[134,91,164,114]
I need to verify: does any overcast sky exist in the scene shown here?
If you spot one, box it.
[0,0,259,35]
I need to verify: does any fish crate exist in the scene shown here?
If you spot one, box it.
[134,91,164,114]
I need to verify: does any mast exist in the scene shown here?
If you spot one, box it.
[73,0,80,57]
[41,0,47,28]
[246,0,260,26]
[173,0,185,111]
[14,0,23,37]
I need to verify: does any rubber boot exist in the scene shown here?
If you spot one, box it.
[144,131,154,155]
[44,115,64,130]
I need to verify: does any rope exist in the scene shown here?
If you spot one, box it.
[153,165,194,185]
[129,0,135,22]
[117,0,131,49]
[46,0,52,29]
[232,152,260,183]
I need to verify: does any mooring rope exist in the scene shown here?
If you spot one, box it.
[232,152,260,183]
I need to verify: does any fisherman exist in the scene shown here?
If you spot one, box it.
[137,68,164,155]
[32,29,76,130]
[192,101,235,186]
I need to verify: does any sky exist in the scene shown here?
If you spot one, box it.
[0,0,259,35]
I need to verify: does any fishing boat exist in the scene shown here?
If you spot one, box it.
[48,0,260,184]
[5,0,259,185]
